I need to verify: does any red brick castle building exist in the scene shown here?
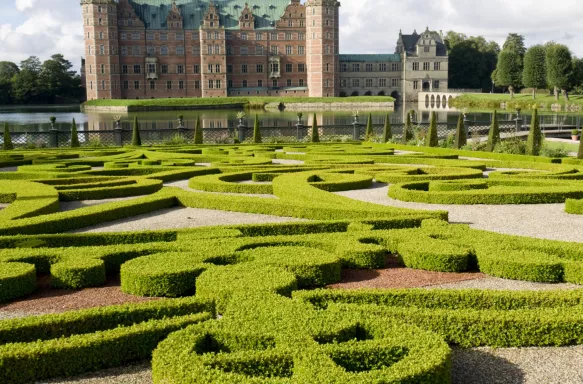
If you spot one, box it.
[82,0,339,100]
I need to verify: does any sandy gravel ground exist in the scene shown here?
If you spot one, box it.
[38,363,152,384]
[428,277,581,291]
[272,159,305,165]
[59,197,144,212]
[335,183,583,242]
[73,207,305,233]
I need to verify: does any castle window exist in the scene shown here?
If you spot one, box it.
[352,64,360,72]
[132,33,140,40]
[167,81,172,90]
[177,33,185,41]
[272,79,278,87]
[299,79,304,86]
[160,33,168,41]
[132,46,140,55]
[434,62,441,71]
[193,46,200,55]
[160,46,169,55]
[89,65,92,74]
[241,32,248,40]
[147,46,155,55]
[214,32,220,39]
[241,64,248,73]
[379,79,387,87]
[424,47,430,53]
[257,64,264,73]
[286,46,293,55]
[341,79,347,87]
[123,81,129,90]
[122,65,128,74]
[298,64,305,72]
[208,80,214,89]
[161,65,168,74]
[216,80,221,89]
[177,65,184,74]
[149,81,156,90]
[193,65,200,74]
[352,79,360,87]
[286,64,292,73]
[121,47,128,56]
[240,46,248,55]
[391,63,399,71]
[326,63,331,72]
[365,64,373,72]
[287,79,292,87]
[391,78,399,87]
[147,33,154,41]
[176,46,185,55]
[226,46,233,54]
[413,81,419,89]
[312,20,315,27]
[134,81,140,90]
[379,64,387,72]
[179,80,184,90]
[208,64,214,73]
[271,46,278,55]
[101,80,106,90]
[134,65,141,74]
[100,45,105,55]
[340,63,347,72]
[256,32,263,40]
[258,79,263,87]
[298,46,305,55]
[285,33,292,40]
[288,20,293,27]
[365,79,373,87]
[227,65,233,73]
[300,20,304,27]
[325,45,330,54]
[228,80,234,88]
[121,33,127,40]
[244,14,249,20]
[98,18,103,25]
[312,8,315,15]
[412,62,419,71]
[90,81,93,90]
[192,32,199,40]
[298,32,305,40]
[128,19,133,26]
[433,80,440,89]
[98,6,102,13]
[99,32,104,39]
[242,80,248,87]
[256,45,264,55]
[147,64,156,73]
[100,64,105,74]
[271,32,278,40]
[423,62,430,71]
[194,80,200,89]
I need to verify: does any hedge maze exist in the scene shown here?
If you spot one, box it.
[0,143,581,382]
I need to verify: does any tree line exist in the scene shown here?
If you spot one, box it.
[0,55,84,105]
[445,32,583,100]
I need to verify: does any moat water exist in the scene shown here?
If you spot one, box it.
[0,104,579,132]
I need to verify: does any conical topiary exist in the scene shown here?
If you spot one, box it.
[403,112,412,144]
[526,108,542,156]
[578,132,583,160]
[194,116,203,144]
[486,111,500,152]
[365,113,373,141]
[454,114,467,149]
[3,122,13,151]
[427,111,438,147]
[70,118,80,148]
[311,113,319,143]
[253,114,262,143]
[132,116,142,146]
[382,114,392,143]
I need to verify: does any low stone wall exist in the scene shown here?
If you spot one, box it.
[265,102,394,111]
[83,103,246,113]
[81,106,130,113]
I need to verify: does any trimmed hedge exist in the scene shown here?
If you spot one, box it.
[0,262,36,302]
[566,198,583,214]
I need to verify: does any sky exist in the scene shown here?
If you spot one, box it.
[1,0,583,73]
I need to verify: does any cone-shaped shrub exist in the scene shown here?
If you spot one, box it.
[253,114,262,143]
[454,114,467,149]
[70,118,80,148]
[365,113,373,141]
[427,111,438,147]
[194,116,203,144]
[3,122,13,151]
[311,113,319,143]
[486,111,500,152]
[382,114,392,143]
[403,112,412,143]
[578,133,583,159]
[526,108,542,156]
[132,116,142,146]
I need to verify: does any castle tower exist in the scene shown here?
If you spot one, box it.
[81,0,121,100]
[200,1,227,97]
[305,0,340,97]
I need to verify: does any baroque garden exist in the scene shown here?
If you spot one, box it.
[0,125,582,382]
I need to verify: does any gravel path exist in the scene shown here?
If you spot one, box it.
[165,180,277,199]
[452,346,583,384]
[272,159,305,165]
[428,277,581,291]
[38,363,152,384]
[59,197,145,212]
[335,183,583,242]
[73,207,305,233]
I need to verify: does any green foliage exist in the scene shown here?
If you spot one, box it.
[131,116,141,146]
[522,45,547,97]
[486,111,500,151]
[427,112,438,147]
[253,114,262,144]
[526,108,542,155]
[3,122,13,151]
[0,262,36,302]
[578,135,583,159]
[546,43,574,99]
[365,113,373,141]
[381,114,392,143]
[194,115,203,144]
[403,112,412,143]
[454,114,466,149]
[311,113,320,143]
[70,118,80,148]
[494,50,523,96]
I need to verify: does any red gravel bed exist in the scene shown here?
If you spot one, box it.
[0,275,156,316]
[328,256,486,290]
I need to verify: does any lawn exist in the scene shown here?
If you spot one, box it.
[451,93,583,110]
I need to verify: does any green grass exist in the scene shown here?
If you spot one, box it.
[83,96,395,109]
[543,140,580,153]
[451,93,583,110]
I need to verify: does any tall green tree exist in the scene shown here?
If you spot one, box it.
[39,54,81,103]
[3,123,13,150]
[132,117,141,146]
[403,112,412,144]
[526,108,542,156]
[546,43,573,101]
[578,133,583,160]
[427,112,438,147]
[194,116,203,144]
[486,111,500,152]
[311,114,319,143]
[0,62,19,80]
[365,113,373,141]
[502,33,527,58]
[454,114,466,149]
[70,118,80,148]
[522,45,547,99]
[494,50,523,98]
[12,56,42,104]
[381,114,392,143]
[253,114,262,143]
[0,62,19,105]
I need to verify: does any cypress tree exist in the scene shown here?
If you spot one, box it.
[132,116,141,146]
[577,132,583,160]
[454,114,467,149]
[311,113,319,142]
[3,122,13,151]
[486,111,500,152]
[70,118,80,148]
[194,116,203,144]
[427,111,438,147]
[253,114,262,143]
[365,113,373,141]
[403,112,412,144]
[381,114,392,143]
[526,108,543,156]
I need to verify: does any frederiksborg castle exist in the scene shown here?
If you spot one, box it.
[81,0,449,101]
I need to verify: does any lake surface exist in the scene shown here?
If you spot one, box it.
[0,104,580,132]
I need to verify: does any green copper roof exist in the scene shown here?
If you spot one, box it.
[339,54,402,63]
[128,0,290,30]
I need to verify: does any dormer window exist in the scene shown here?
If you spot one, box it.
[244,14,249,20]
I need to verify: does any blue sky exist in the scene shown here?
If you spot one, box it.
[1,0,582,73]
